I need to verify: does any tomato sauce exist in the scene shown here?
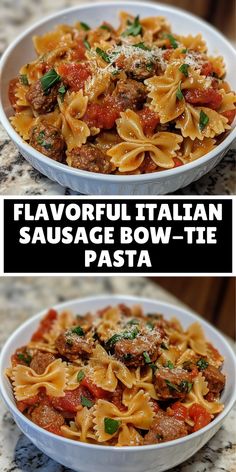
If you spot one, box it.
[184,88,222,110]
[57,62,91,92]
[31,309,58,342]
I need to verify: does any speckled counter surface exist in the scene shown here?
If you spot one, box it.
[0,276,235,472]
[0,0,235,195]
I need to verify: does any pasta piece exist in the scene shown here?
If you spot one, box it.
[107,110,182,171]
[85,71,112,103]
[10,109,36,140]
[180,137,216,162]
[43,310,75,343]
[58,90,90,151]
[218,89,236,113]
[176,104,230,140]
[184,374,223,414]
[208,56,225,78]
[66,364,87,390]
[96,306,121,341]
[27,340,57,354]
[62,408,96,442]
[94,390,154,441]
[116,424,143,446]
[176,34,207,53]
[145,64,206,123]
[90,344,134,392]
[122,366,158,404]
[33,30,73,55]
[15,83,29,108]
[12,359,67,400]
[186,322,208,356]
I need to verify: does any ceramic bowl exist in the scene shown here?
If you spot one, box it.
[0,2,236,195]
[0,295,236,472]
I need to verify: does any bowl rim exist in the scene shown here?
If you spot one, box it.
[0,1,236,184]
[0,294,236,452]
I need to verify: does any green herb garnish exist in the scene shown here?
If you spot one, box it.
[81,396,94,408]
[166,360,174,369]
[58,84,67,102]
[146,322,154,330]
[196,359,209,371]
[165,379,180,392]
[77,370,85,382]
[83,39,91,50]
[17,353,32,366]
[36,130,52,150]
[96,47,111,63]
[176,81,184,100]
[104,418,120,434]
[122,15,142,37]
[100,24,111,31]
[126,319,140,326]
[179,63,190,77]
[199,110,209,131]
[71,326,85,336]
[106,327,139,349]
[80,22,90,31]
[165,34,178,49]
[146,62,154,72]
[40,69,61,93]
[181,48,188,54]
[133,42,151,51]
[123,353,133,361]
[143,351,152,364]
[20,74,29,85]
[149,363,157,373]
[179,380,193,393]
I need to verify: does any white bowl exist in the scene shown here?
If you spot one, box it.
[0,295,236,472]
[0,2,236,195]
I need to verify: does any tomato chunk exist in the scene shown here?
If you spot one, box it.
[31,309,58,342]
[71,39,87,61]
[184,88,222,110]
[201,62,214,77]
[83,97,121,129]
[222,109,236,125]
[137,108,160,136]
[189,403,212,432]
[169,402,189,421]
[51,387,85,413]
[80,377,108,399]
[57,63,91,91]
[17,394,40,412]
[173,157,183,168]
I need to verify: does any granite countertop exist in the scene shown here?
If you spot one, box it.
[0,276,235,472]
[0,0,236,195]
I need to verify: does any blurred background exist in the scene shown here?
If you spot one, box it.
[154,0,236,40]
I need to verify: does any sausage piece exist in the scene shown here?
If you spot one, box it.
[115,53,159,80]
[30,351,56,374]
[154,367,193,400]
[113,327,164,367]
[203,365,225,396]
[55,329,93,361]
[67,144,114,173]
[29,121,65,162]
[31,404,65,432]
[26,79,60,114]
[144,411,188,444]
[112,79,147,111]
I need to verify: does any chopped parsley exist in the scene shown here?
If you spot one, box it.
[17,353,32,366]
[123,353,133,362]
[104,417,120,434]
[36,130,52,150]
[165,34,178,49]
[100,24,111,31]
[122,15,142,37]
[179,63,190,77]
[199,110,209,131]
[196,358,209,371]
[80,22,90,31]
[71,326,85,336]
[19,74,29,86]
[146,321,154,330]
[106,327,139,349]
[77,370,85,382]
[166,360,174,369]
[150,363,157,373]
[96,47,111,63]
[143,351,152,364]
[126,319,140,326]
[133,42,151,51]
[179,380,193,393]
[181,48,188,54]
[58,84,67,102]
[176,81,184,100]
[40,69,61,94]
[165,379,180,392]
[146,62,154,72]
[83,38,91,50]
[81,396,94,408]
